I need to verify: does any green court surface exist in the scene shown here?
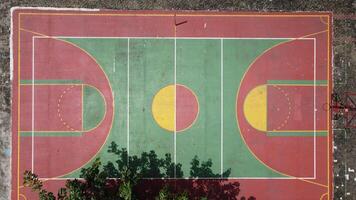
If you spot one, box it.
[62,38,287,178]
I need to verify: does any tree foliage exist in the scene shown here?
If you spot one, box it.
[24,142,255,200]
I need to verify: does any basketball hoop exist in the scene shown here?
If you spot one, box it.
[330,92,356,128]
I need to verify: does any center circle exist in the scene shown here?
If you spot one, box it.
[152,84,199,132]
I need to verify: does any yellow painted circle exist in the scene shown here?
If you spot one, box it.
[243,85,267,132]
[152,85,175,132]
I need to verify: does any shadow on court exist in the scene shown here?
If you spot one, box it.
[24,141,255,200]
[102,141,255,200]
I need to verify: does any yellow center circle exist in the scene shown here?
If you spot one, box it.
[152,85,175,132]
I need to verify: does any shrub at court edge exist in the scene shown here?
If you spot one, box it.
[23,142,255,200]
[23,171,56,200]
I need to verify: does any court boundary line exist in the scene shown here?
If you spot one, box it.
[173,24,177,178]
[220,38,224,177]
[18,30,329,194]
[38,176,320,180]
[127,38,130,161]
[30,36,320,180]
[42,35,315,178]
[31,35,35,173]
[327,16,331,198]
[34,36,316,40]
[17,12,21,200]
[17,10,331,18]
[296,37,316,179]
[266,84,327,86]
[313,37,317,179]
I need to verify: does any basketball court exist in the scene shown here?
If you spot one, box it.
[11,8,332,199]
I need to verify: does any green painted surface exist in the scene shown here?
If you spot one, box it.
[62,38,288,178]
[63,38,129,178]
[83,85,106,131]
[20,131,83,137]
[20,79,82,84]
[176,39,221,176]
[223,39,287,177]
[267,131,328,137]
[128,39,175,166]
[267,79,328,85]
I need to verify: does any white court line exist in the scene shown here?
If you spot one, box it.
[39,176,317,180]
[220,39,224,177]
[313,38,316,179]
[127,38,130,161]
[32,36,318,180]
[174,35,177,178]
[31,37,35,173]
[33,36,315,40]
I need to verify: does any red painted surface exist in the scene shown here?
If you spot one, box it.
[237,39,329,183]
[16,37,114,186]
[137,179,327,200]
[267,85,327,131]
[11,9,332,200]
[20,85,83,132]
[37,38,110,176]
[176,85,199,132]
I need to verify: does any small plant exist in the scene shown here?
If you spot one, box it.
[23,171,56,200]
[155,186,171,200]
[155,186,189,200]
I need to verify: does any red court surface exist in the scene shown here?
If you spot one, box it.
[11,8,332,200]
[20,84,83,132]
